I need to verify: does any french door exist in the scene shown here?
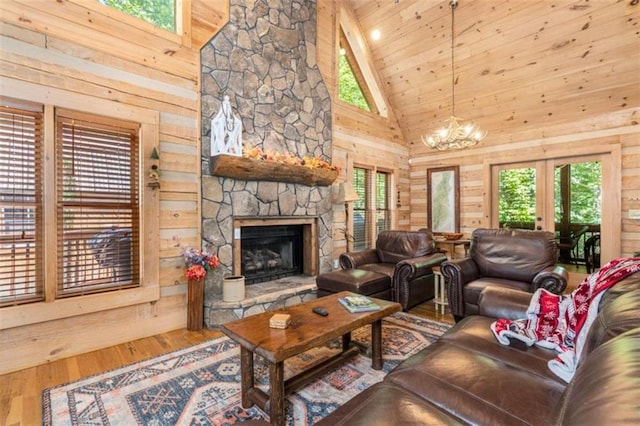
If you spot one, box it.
[488,150,619,268]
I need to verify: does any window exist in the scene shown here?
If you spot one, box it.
[0,102,141,307]
[0,103,43,305]
[338,30,375,113]
[352,167,391,250]
[56,110,140,296]
[98,0,177,32]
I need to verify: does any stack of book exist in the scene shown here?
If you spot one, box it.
[338,295,381,313]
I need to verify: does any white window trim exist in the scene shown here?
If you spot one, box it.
[0,77,160,330]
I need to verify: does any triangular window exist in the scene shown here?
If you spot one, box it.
[339,29,376,113]
[338,6,388,117]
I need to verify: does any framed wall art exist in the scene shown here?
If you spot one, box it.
[427,166,460,233]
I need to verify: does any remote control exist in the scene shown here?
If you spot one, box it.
[312,307,329,316]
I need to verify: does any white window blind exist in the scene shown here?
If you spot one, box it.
[0,105,44,306]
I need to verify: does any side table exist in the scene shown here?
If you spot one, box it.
[432,265,447,315]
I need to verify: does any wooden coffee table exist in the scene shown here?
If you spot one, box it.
[221,291,402,426]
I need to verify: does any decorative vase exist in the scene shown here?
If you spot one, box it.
[187,279,204,331]
[223,275,245,302]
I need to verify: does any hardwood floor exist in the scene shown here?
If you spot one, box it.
[3,268,592,426]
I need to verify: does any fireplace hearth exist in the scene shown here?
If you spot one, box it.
[241,225,303,284]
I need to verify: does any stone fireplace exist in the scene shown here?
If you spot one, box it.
[199,0,333,327]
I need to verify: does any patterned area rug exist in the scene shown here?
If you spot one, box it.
[43,312,451,426]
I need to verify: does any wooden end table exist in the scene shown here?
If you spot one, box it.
[221,291,402,426]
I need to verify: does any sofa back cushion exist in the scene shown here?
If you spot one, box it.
[470,228,558,282]
[560,328,640,425]
[375,231,435,264]
[579,273,640,360]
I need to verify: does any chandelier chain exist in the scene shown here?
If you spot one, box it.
[451,0,456,117]
[421,0,486,150]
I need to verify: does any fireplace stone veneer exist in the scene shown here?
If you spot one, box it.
[199,0,334,328]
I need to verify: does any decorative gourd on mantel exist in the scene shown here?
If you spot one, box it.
[210,154,339,186]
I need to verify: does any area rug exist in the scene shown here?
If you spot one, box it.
[43,312,451,426]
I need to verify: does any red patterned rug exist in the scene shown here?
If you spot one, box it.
[43,312,450,425]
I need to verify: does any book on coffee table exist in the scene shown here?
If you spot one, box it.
[338,295,381,313]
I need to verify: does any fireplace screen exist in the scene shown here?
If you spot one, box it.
[240,225,303,284]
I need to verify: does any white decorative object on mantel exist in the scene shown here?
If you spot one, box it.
[211,95,242,156]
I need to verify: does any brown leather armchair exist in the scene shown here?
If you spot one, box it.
[441,228,568,322]
[339,230,447,311]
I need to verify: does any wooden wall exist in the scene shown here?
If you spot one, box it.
[0,0,227,374]
[317,1,411,263]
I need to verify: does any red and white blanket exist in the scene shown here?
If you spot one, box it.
[491,257,640,382]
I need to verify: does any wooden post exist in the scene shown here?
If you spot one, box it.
[187,279,204,330]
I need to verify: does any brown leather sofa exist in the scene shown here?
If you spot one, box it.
[442,228,568,322]
[317,269,640,425]
[338,230,447,310]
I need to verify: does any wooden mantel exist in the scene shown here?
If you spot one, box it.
[210,154,339,186]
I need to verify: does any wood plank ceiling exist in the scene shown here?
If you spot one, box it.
[347,0,640,151]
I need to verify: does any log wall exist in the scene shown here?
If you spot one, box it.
[0,0,227,374]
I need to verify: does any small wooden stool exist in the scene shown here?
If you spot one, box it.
[432,266,447,315]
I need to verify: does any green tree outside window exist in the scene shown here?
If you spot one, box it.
[338,54,371,112]
[99,0,176,32]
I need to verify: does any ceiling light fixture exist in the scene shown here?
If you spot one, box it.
[371,29,381,40]
[422,0,486,151]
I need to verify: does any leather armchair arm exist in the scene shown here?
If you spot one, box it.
[394,253,447,310]
[478,287,532,320]
[531,265,569,294]
[441,258,480,320]
[339,249,379,269]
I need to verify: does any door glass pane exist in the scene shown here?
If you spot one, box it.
[554,161,601,266]
[498,167,536,230]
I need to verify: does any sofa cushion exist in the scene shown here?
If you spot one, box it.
[470,228,558,282]
[315,383,464,425]
[375,230,434,264]
[560,328,640,425]
[438,315,566,383]
[580,289,640,360]
[385,338,566,425]
[359,263,395,279]
[463,277,532,308]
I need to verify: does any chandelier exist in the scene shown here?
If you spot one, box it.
[422,0,486,151]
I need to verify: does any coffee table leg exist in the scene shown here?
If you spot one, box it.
[240,347,254,408]
[342,332,352,351]
[371,319,383,370]
[269,361,285,426]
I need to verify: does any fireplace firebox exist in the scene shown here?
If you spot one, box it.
[240,225,303,284]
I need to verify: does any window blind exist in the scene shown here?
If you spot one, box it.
[0,105,44,306]
[376,171,390,234]
[56,111,140,296]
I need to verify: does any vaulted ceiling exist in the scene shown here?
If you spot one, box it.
[347,0,640,151]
